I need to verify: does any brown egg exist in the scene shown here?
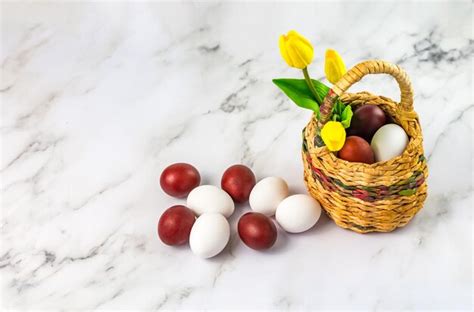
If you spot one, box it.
[221,165,256,203]
[158,205,196,246]
[348,105,387,141]
[238,212,277,250]
[160,163,201,198]
[338,136,375,164]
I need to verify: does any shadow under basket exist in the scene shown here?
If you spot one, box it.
[302,60,428,233]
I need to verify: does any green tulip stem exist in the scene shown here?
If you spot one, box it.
[302,67,322,104]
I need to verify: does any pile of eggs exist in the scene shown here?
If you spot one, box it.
[338,105,409,164]
[158,163,322,258]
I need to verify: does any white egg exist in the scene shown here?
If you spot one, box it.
[187,185,235,218]
[249,177,289,216]
[276,194,322,233]
[371,124,409,162]
[189,213,230,258]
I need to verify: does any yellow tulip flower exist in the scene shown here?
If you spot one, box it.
[279,30,314,69]
[321,121,346,152]
[325,49,347,84]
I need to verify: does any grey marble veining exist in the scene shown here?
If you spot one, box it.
[1,1,472,311]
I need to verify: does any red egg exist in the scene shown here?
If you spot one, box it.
[348,105,387,141]
[221,165,256,203]
[238,212,277,250]
[158,205,196,246]
[338,136,375,164]
[160,163,200,198]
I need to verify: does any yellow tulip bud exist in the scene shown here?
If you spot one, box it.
[321,121,346,152]
[279,30,314,69]
[325,49,347,84]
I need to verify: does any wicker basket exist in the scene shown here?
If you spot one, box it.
[302,60,428,233]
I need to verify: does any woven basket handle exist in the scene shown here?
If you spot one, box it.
[318,60,414,128]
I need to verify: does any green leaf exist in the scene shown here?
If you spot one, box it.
[331,100,342,116]
[310,79,331,102]
[272,79,330,115]
[340,105,353,128]
[273,79,318,112]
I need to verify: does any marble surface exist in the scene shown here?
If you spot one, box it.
[1,1,472,311]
